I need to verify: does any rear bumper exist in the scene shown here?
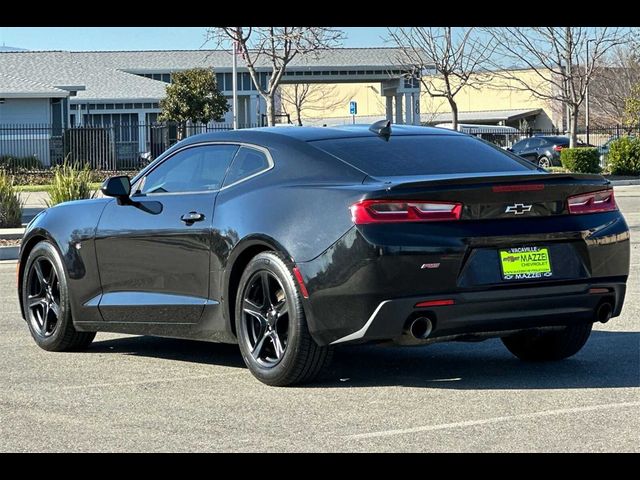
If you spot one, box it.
[329,280,626,345]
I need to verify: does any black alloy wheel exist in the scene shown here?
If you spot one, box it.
[235,251,332,386]
[26,257,61,338]
[242,270,290,367]
[22,241,96,351]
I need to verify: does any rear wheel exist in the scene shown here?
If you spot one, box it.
[22,241,96,351]
[235,251,332,386]
[537,156,551,169]
[501,323,593,361]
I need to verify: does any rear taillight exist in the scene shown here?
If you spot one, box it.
[350,199,462,224]
[567,189,617,214]
[553,145,564,152]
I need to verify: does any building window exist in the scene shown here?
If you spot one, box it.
[216,73,224,90]
[134,103,143,109]
[162,73,171,83]
[70,104,77,110]
[242,72,252,91]
[224,73,232,91]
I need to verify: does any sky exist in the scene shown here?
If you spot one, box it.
[0,27,391,51]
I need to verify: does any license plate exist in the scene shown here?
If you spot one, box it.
[500,246,552,280]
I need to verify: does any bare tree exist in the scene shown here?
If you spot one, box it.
[387,27,495,130]
[206,27,344,126]
[280,83,356,126]
[588,44,640,126]
[485,27,629,147]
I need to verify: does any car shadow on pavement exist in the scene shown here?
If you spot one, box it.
[88,335,246,369]
[87,330,639,389]
[316,331,640,390]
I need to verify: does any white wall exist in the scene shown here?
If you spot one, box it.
[0,98,52,165]
[0,98,50,124]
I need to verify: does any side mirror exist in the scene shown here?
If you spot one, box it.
[101,176,131,203]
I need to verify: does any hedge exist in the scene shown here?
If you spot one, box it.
[560,147,601,174]
[607,136,640,176]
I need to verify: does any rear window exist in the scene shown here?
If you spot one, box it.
[310,135,535,177]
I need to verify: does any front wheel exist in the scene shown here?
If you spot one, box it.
[501,323,593,361]
[235,251,332,386]
[22,241,96,351]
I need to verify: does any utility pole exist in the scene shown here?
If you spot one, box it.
[232,28,240,130]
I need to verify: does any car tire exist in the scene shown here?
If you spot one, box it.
[22,241,96,352]
[501,323,593,361]
[235,251,332,386]
[537,156,551,169]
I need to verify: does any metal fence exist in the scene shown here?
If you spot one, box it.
[0,122,259,172]
[1,122,638,173]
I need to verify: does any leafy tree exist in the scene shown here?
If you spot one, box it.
[159,68,229,138]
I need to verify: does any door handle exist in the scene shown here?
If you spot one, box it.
[181,212,205,224]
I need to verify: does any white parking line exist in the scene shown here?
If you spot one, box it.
[346,401,640,440]
[61,372,244,390]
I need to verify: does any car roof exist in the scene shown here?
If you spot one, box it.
[177,124,463,146]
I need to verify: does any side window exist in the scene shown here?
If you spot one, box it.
[222,146,271,187]
[527,138,542,149]
[140,144,239,194]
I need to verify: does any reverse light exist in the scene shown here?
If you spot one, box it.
[350,199,462,224]
[567,189,617,214]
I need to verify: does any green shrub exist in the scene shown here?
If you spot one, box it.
[46,161,95,207]
[0,171,23,228]
[607,136,640,176]
[0,155,43,170]
[560,147,601,173]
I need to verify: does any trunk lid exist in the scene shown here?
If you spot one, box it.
[365,171,611,220]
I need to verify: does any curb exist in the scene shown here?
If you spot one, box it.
[0,228,25,240]
[610,180,640,186]
[0,246,19,261]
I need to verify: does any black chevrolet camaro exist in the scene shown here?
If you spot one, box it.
[17,123,630,386]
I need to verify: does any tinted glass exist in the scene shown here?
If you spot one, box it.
[311,135,534,177]
[511,139,528,151]
[222,147,270,187]
[141,145,239,194]
[522,138,539,148]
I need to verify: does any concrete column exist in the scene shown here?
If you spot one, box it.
[386,95,393,121]
[395,95,403,124]
[404,93,412,125]
[412,93,421,125]
[249,94,259,126]
[137,111,146,155]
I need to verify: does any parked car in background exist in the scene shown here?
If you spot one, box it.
[508,136,589,168]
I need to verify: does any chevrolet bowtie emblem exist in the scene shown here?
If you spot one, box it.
[505,203,533,215]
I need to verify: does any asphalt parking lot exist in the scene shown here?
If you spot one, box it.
[1,186,638,452]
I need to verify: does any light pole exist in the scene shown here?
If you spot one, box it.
[585,38,595,145]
